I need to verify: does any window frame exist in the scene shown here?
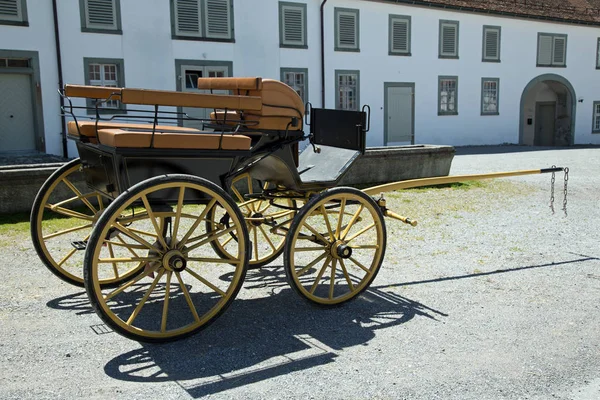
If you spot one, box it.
[388,14,411,56]
[170,0,235,42]
[0,0,28,26]
[593,101,600,133]
[438,75,458,116]
[334,7,360,52]
[335,69,360,111]
[281,68,308,105]
[79,0,122,34]
[279,2,307,49]
[482,25,501,62]
[536,32,567,67]
[481,77,500,116]
[596,38,600,69]
[439,19,459,59]
[83,57,126,114]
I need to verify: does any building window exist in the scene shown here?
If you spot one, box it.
[389,15,411,56]
[0,0,28,26]
[279,2,307,49]
[593,102,600,133]
[438,76,458,115]
[439,20,459,59]
[334,7,359,52]
[171,0,234,41]
[596,38,600,69]
[79,0,122,34]
[335,70,359,111]
[481,78,499,115]
[537,33,567,67]
[281,68,308,104]
[83,58,125,113]
[483,26,501,62]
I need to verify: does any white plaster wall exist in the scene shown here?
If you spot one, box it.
[3,0,600,155]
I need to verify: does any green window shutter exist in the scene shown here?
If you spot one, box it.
[85,0,117,29]
[175,0,202,37]
[484,27,500,61]
[597,39,600,68]
[390,17,410,54]
[282,5,304,46]
[538,34,553,65]
[553,36,566,66]
[337,11,357,49]
[440,21,458,57]
[0,0,21,21]
[205,0,231,39]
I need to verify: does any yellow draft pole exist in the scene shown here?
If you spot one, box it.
[363,168,564,197]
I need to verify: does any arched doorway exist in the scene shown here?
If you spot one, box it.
[519,74,576,146]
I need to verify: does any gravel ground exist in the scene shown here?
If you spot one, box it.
[0,146,599,399]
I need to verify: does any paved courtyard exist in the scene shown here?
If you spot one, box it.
[0,146,599,399]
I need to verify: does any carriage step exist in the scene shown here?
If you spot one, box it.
[71,240,88,250]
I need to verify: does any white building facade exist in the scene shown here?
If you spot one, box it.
[1,0,600,157]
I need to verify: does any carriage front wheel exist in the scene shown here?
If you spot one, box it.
[284,187,386,306]
[83,174,249,342]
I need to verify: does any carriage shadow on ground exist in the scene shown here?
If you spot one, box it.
[46,265,445,398]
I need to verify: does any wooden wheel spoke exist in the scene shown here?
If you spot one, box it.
[186,225,237,253]
[258,225,277,252]
[123,226,158,239]
[252,225,259,261]
[187,257,241,264]
[107,243,119,279]
[220,233,235,247]
[62,178,97,214]
[341,205,364,240]
[350,244,380,250]
[301,222,330,246]
[231,185,254,213]
[104,262,158,301]
[97,194,105,211]
[185,268,226,297]
[171,187,185,245]
[55,233,90,268]
[179,198,216,247]
[349,256,371,274]
[345,223,376,244]
[335,198,346,240]
[126,269,165,326]
[296,252,328,277]
[115,235,141,258]
[320,205,335,241]
[140,195,168,249]
[46,204,94,221]
[294,246,327,252]
[329,259,337,299]
[161,271,172,333]
[43,223,92,240]
[309,256,331,294]
[98,257,160,264]
[339,259,355,291]
[114,223,156,251]
[175,271,200,322]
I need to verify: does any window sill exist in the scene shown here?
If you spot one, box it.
[481,112,500,116]
[439,55,459,59]
[592,131,600,134]
[438,112,458,116]
[482,59,501,63]
[389,51,411,57]
[280,44,308,49]
[0,20,28,27]
[335,47,360,53]
[81,27,123,35]
[536,64,566,68]
[172,35,235,43]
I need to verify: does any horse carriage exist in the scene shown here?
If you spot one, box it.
[30,77,567,342]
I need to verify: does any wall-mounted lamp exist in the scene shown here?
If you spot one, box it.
[578,97,584,103]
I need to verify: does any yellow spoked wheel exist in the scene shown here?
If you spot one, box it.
[284,187,386,306]
[30,158,137,287]
[84,175,249,342]
[208,173,296,269]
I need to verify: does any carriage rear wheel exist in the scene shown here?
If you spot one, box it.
[208,173,296,269]
[30,158,141,287]
[284,187,386,306]
[84,174,249,342]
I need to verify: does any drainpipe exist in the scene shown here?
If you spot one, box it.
[52,0,68,158]
[320,0,328,108]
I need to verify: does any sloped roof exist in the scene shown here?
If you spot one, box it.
[379,0,600,25]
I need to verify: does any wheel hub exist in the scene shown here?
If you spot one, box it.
[163,250,187,272]
[249,212,264,227]
[331,240,352,259]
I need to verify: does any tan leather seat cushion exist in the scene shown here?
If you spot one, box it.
[97,129,251,150]
[197,77,262,91]
[67,121,200,137]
